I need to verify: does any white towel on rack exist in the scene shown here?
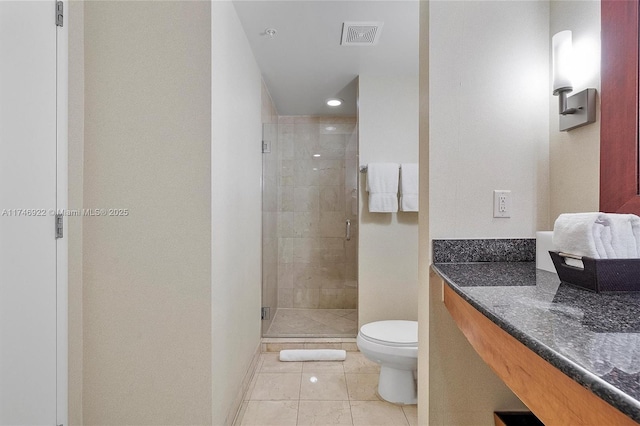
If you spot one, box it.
[399,163,418,212]
[366,163,399,213]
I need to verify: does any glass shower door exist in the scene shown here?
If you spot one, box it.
[261,122,278,335]
[262,117,359,337]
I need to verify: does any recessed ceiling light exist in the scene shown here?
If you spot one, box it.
[325,126,337,131]
[312,154,321,158]
[326,98,343,107]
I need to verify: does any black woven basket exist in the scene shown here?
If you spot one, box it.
[549,251,640,292]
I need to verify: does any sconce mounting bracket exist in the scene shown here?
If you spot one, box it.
[559,88,597,132]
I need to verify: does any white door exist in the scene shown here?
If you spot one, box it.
[0,1,61,424]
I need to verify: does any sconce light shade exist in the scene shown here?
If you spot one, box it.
[551,29,597,131]
[552,30,573,94]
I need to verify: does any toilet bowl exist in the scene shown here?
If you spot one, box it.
[356,320,418,405]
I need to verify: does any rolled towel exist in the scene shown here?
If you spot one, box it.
[553,213,606,259]
[597,214,638,258]
[633,216,640,256]
[599,225,616,259]
[607,213,640,258]
[399,163,418,212]
[592,222,609,259]
[366,163,399,213]
[553,212,640,259]
[279,349,346,362]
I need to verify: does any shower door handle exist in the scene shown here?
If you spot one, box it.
[345,219,351,241]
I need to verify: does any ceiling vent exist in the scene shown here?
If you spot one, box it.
[341,21,384,46]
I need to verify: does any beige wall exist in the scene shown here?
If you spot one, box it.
[548,0,601,224]
[83,2,212,424]
[430,1,549,240]
[417,1,429,423]
[211,2,263,424]
[428,1,548,423]
[358,75,419,326]
[68,1,84,423]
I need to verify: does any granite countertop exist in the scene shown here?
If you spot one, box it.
[433,262,640,423]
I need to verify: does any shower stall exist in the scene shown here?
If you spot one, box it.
[261,116,358,337]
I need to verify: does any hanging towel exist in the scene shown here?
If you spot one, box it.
[366,163,399,213]
[399,163,418,212]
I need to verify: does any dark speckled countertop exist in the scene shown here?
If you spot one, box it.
[433,262,640,423]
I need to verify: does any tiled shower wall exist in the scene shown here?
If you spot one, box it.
[277,116,358,309]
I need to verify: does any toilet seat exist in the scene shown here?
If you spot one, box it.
[359,320,417,348]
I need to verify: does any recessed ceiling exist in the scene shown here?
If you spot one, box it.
[233,1,419,116]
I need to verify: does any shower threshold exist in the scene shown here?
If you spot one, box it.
[264,308,357,338]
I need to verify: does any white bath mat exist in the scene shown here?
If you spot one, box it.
[279,349,346,362]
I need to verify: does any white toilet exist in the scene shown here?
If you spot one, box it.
[356,320,418,405]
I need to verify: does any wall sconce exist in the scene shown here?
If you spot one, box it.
[552,30,596,131]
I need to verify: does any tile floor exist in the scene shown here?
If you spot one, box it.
[264,309,358,338]
[235,352,417,426]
